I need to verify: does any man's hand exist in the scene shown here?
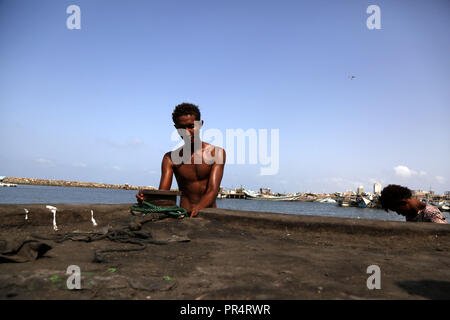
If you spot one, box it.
[190,205,201,218]
[136,190,145,203]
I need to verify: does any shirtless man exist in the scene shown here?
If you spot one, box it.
[138,103,225,217]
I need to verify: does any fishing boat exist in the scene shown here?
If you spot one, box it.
[243,189,300,201]
[257,194,301,201]
[437,201,450,212]
[316,198,337,203]
[358,197,371,208]
[0,176,16,187]
[338,198,354,207]
[0,183,17,187]
[243,189,261,198]
[338,200,351,207]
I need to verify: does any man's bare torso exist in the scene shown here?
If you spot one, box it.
[166,142,222,212]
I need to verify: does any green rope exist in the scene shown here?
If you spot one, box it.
[130,201,188,217]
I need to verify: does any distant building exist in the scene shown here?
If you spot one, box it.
[373,182,382,195]
[445,191,450,196]
[357,186,364,195]
[414,190,435,199]
[344,190,355,197]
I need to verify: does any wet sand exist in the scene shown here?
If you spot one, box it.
[0,204,449,300]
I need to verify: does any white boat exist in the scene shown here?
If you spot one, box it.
[243,189,261,198]
[338,199,351,207]
[0,182,17,187]
[317,198,337,203]
[437,201,450,211]
[243,189,300,201]
[256,195,300,201]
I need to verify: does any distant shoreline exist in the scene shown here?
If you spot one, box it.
[1,177,153,190]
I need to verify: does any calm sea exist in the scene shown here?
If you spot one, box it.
[1,184,448,222]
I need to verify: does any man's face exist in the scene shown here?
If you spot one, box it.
[391,198,415,217]
[174,114,202,142]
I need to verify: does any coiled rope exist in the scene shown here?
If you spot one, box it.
[129,201,188,217]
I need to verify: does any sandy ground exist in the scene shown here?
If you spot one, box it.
[0,204,449,300]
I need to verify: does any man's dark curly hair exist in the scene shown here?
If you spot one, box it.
[379,184,412,211]
[172,103,201,123]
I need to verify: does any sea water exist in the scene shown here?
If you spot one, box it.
[1,184,448,222]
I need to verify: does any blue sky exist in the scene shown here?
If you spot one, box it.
[1,0,449,194]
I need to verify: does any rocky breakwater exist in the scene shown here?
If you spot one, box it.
[2,177,145,190]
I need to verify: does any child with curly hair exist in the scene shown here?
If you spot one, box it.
[379,184,447,224]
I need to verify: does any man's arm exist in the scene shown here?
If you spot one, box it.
[190,149,226,217]
[159,152,174,190]
[137,152,173,202]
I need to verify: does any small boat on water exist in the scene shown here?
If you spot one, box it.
[0,183,17,187]
[259,195,301,201]
[0,176,17,187]
[338,198,360,207]
[338,200,351,207]
[316,198,337,203]
[243,189,300,201]
[437,201,450,212]
[243,189,260,198]
[358,197,371,208]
